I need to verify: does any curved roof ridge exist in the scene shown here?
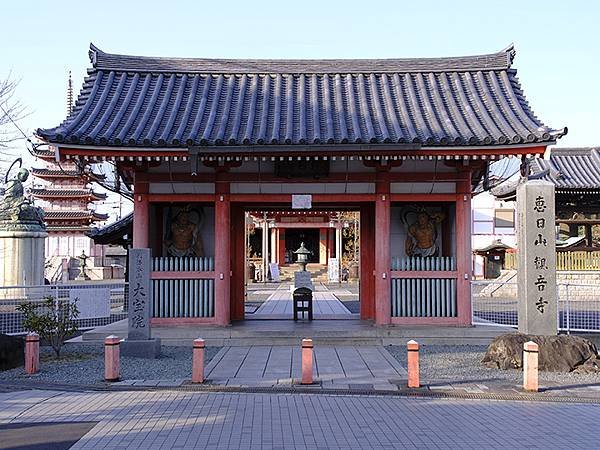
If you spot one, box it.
[88,43,515,74]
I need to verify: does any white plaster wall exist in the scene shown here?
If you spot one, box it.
[45,233,98,258]
[471,191,517,251]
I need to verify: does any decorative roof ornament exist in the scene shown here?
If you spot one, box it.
[66,71,74,116]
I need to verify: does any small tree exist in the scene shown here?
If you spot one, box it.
[17,296,79,358]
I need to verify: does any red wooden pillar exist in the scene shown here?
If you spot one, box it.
[319,228,328,264]
[456,171,472,326]
[230,204,245,321]
[375,178,391,325]
[215,188,231,326]
[278,229,286,264]
[330,228,336,257]
[360,203,375,320]
[133,181,149,249]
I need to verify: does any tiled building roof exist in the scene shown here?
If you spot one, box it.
[36,44,565,149]
[491,147,600,200]
[88,212,133,246]
[530,147,600,191]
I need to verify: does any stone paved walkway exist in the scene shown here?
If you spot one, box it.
[2,389,600,449]
[202,345,405,389]
[253,285,355,319]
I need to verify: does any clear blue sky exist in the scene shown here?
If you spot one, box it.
[1,0,599,150]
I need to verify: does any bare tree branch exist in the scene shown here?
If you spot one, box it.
[0,74,29,162]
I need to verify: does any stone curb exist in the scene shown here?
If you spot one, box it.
[2,379,600,405]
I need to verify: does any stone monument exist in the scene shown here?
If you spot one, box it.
[120,248,161,358]
[0,159,47,287]
[517,180,557,335]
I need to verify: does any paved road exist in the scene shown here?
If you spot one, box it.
[1,389,599,449]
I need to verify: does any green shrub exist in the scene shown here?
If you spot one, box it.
[17,296,79,358]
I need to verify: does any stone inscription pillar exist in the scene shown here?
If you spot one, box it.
[517,180,557,335]
[128,248,152,340]
[122,248,161,357]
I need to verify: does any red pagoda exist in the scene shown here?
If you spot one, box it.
[30,147,108,263]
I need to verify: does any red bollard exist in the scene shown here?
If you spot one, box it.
[192,338,205,383]
[104,335,120,382]
[407,340,420,388]
[25,333,40,375]
[523,341,539,392]
[301,338,314,384]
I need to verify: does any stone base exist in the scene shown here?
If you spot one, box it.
[120,338,161,359]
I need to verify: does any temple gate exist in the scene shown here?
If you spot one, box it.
[36,44,566,326]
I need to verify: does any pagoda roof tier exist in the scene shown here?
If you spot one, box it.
[44,210,109,222]
[32,148,57,159]
[31,168,105,180]
[46,225,93,232]
[36,44,565,155]
[31,188,107,200]
[32,168,81,178]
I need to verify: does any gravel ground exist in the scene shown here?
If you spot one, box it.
[0,343,220,385]
[386,344,600,385]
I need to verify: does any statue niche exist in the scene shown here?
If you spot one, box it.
[164,206,204,257]
[403,207,445,257]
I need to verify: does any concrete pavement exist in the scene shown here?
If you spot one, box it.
[1,389,600,449]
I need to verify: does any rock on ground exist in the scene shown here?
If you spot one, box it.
[482,333,600,372]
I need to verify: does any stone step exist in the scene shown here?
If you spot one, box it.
[80,319,510,346]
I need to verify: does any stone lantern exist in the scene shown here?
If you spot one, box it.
[293,242,311,272]
[77,250,90,281]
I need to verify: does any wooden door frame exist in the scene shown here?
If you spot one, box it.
[230,199,375,322]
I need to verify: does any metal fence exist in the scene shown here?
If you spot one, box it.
[472,280,600,333]
[0,283,128,335]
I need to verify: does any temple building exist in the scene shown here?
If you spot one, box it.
[30,147,109,279]
[36,43,565,326]
[494,147,600,251]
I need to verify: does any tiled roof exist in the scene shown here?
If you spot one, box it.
[88,212,133,245]
[36,44,565,149]
[32,168,81,177]
[31,188,107,199]
[530,147,600,190]
[32,149,56,159]
[491,147,600,200]
[44,210,108,221]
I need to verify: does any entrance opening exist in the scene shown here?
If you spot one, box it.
[284,229,320,264]
[241,208,361,320]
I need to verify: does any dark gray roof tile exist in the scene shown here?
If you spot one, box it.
[36,44,566,149]
[533,147,600,189]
